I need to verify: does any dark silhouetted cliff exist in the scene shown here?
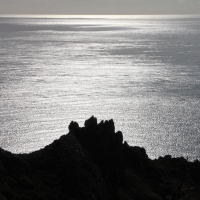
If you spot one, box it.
[0,116,200,200]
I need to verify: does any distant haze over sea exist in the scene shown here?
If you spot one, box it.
[0,15,199,160]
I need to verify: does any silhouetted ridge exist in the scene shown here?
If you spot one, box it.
[0,116,200,200]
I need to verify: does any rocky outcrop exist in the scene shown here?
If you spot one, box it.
[0,116,200,200]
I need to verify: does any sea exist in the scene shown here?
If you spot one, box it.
[0,15,199,160]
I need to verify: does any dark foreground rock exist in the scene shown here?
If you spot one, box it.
[0,116,200,200]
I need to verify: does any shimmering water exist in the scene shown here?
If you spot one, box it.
[0,15,200,160]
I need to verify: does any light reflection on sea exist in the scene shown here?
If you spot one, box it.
[0,16,199,160]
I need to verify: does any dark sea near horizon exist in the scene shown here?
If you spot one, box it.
[0,15,199,160]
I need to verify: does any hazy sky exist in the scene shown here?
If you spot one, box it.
[0,0,200,15]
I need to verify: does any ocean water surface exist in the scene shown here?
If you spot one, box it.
[0,15,199,160]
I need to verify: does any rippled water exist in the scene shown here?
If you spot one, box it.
[0,15,200,160]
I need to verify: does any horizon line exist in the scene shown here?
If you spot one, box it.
[0,14,200,19]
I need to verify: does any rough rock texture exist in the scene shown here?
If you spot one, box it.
[0,116,200,200]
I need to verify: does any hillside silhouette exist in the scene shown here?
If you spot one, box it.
[0,116,200,200]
